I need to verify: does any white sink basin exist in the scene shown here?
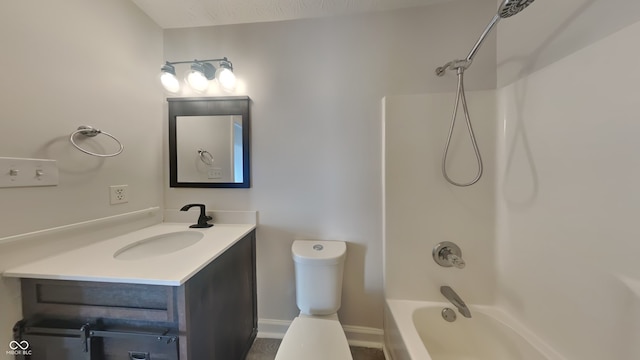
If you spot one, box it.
[114,231,204,260]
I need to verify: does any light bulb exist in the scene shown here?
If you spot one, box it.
[160,71,180,93]
[159,63,180,93]
[186,69,209,92]
[216,67,236,92]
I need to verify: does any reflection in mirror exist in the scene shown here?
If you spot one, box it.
[168,97,250,188]
[176,115,244,183]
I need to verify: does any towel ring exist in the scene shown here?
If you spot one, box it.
[197,149,214,165]
[69,125,124,157]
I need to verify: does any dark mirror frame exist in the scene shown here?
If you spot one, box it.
[168,96,251,188]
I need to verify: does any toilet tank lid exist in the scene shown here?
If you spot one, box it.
[292,240,346,264]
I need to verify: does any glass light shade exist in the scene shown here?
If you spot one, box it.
[160,71,180,93]
[186,69,210,92]
[216,67,236,92]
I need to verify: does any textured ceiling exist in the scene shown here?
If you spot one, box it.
[131,0,453,29]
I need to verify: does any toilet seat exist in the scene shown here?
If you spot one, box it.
[275,317,353,360]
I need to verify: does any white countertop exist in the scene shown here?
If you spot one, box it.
[2,222,256,286]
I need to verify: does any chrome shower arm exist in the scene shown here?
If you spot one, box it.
[436,0,536,76]
[465,13,500,63]
[436,13,500,77]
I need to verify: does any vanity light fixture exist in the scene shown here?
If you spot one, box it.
[159,63,180,94]
[160,58,236,94]
[215,59,236,92]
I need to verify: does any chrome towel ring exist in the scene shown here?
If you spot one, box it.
[197,148,214,165]
[69,125,124,157]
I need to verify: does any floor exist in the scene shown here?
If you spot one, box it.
[246,338,386,360]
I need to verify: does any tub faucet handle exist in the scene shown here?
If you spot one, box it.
[433,241,465,269]
[446,253,466,269]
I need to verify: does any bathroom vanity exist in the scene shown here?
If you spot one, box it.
[4,222,257,359]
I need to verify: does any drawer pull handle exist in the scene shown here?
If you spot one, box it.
[129,351,150,360]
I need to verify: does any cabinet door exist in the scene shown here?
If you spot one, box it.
[183,231,257,359]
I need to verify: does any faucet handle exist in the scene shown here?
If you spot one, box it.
[446,253,466,269]
[433,241,466,269]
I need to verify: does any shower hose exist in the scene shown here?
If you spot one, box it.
[441,67,483,187]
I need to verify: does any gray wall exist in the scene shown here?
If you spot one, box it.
[0,0,163,352]
[163,0,497,330]
[0,0,500,349]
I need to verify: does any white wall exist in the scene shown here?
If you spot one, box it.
[163,0,497,331]
[497,0,640,86]
[0,0,164,237]
[384,91,497,304]
[496,2,640,359]
[0,0,163,354]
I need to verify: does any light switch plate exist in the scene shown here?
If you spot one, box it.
[0,157,59,188]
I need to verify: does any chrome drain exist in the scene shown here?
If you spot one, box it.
[442,307,457,322]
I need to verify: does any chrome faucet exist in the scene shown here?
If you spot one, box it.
[433,241,466,269]
[440,286,472,318]
[180,204,213,228]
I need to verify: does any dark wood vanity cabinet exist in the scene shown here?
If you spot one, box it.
[17,230,257,360]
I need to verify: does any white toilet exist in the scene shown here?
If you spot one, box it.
[274,240,353,360]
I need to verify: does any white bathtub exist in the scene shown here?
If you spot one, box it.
[384,299,564,360]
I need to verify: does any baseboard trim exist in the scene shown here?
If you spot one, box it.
[383,345,393,360]
[258,318,384,348]
[257,318,289,339]
[343,324,384,348]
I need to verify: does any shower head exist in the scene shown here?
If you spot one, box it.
[435,0,536,76]
[498,0,536,18]
[464,0,536,63]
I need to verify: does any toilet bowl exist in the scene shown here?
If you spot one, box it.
[274,240,353,360]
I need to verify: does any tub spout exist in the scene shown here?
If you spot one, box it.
[440,286,472,318]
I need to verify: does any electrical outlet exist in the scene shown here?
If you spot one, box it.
[208,168,223,179]
[109,185,128,204]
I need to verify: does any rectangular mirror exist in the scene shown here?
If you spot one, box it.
[168,97,251,188]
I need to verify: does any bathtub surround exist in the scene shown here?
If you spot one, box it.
[384,91,498,304]
[384,1,640,359]
[496,14,640,360]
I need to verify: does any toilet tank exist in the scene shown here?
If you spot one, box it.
[292,240,347,315]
